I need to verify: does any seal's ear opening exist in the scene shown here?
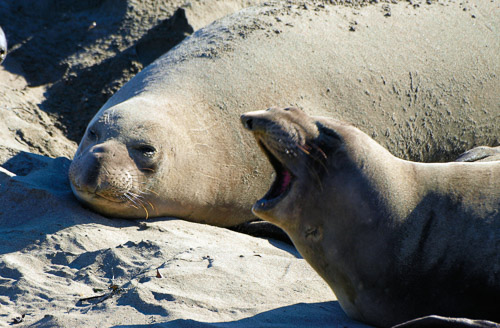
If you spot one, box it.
[315,122,343,152]
[316,122,342,142]
[313,122,345,171]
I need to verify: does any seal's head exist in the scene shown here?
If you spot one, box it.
[0,26,7,64]
[69,95,262,226]
[68,99,166,219]
[241,107,347,224]
[241,107,386,321]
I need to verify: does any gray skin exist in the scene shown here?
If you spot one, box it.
[241,107,500,328]
[69,1,499,226]
[0,26,7,64]
[456,146,500,163]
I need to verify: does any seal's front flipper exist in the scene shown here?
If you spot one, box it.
[455,146,500,163]
[391,315,500,328]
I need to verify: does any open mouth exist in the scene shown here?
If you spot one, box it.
[254,140,295,210]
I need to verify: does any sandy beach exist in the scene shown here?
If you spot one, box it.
[0,0,498,327]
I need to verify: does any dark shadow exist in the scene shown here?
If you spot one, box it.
[134,8,193,68]
[0,152,295,256]
[266,237,302,258]
[2,151,54,176]
[109,301,373,328]
[229,221,301,258]
[40,7,193,142]
[390,191,500,321]
[230,221,302,257]
[0,0,128,86]
[0,152,140,255]
[0,1,193,143]
[230,221,292,244]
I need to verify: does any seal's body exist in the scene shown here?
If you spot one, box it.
[69,1,499,226]
[242,107,500,327]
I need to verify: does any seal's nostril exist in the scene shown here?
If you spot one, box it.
[245,118,253,130]
[241,115,253,130]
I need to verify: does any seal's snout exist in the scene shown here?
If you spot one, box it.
[241,110,269,131]
[241,114,253,130]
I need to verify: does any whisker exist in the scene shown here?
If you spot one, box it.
[311,143,327,160]
[146,200,156,213]
[145,189,159,196]
[139,202,149,220]
[302,142,329,173]
[134,189,149,196]
[137,186,159,196]
[126,190,151,219]
[297,144,311,155]
[127,191,146,201]
[123,193,140,209]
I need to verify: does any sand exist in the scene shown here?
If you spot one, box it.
[0,156,370,327]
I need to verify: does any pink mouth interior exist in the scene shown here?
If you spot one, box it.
[279,170,292,194]
[257,140,295,204]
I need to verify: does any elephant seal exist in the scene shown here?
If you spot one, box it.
[0,26,7,64]
[456,146,500,163]
[241,107,500,327]
[69,1,499,226]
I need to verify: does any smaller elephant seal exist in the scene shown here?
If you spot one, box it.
[0,26,7,64]
[456,146,500,163]
[241,107,500,328]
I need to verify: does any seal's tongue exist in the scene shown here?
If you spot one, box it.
[262,165,293,204]
[279,170,292,194]
[258,141,294,203]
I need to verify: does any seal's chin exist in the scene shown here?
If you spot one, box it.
[71,183,127,206]
[95,191,127,203]
[253,141,295,212]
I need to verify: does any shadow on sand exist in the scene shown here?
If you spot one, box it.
[111,301,372,328]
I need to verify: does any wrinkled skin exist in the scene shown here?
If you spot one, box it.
[242,107,500,327]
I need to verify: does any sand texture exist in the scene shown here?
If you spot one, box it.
[0,155,370,327]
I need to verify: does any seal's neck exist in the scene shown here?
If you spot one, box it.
[335,123,417,224]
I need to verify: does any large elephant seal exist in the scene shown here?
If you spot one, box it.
[241,107,500,327]
[0,26,7,64]
[69,1,499,226]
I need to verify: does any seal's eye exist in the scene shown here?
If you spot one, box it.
[137,145,157,158]
[88,128,98,140]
